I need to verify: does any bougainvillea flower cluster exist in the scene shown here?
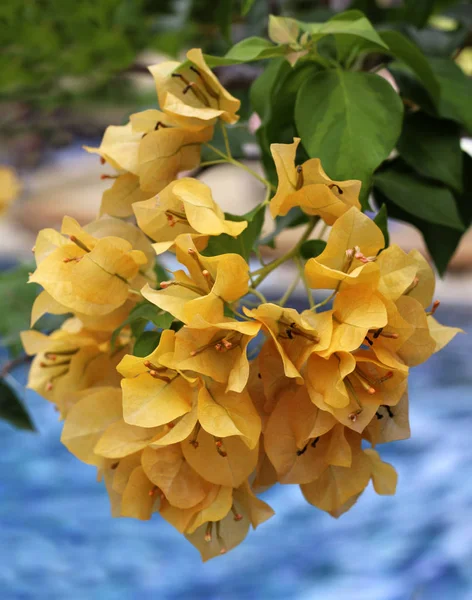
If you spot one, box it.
[23,48,461,561]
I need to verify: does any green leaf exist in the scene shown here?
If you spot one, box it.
[0,263,37,357]
[373,204,390,247]
[241,0,256,16]
[397,112,462,192]
[295,69,404,205]
[403,0,435,28]
[378,30,440,103]
[250,58,291,122]
[0,378,35,431]
[133,331,162,358]
[215,0,233,44]
[389,64,437,115]
[154,261,168,284]
[428,57,472,133]
[111,302,173,348]
[203,37,287,67]
[202,204,265,261]
[373,187,459,276]
[373,161,464,230]
[300,239,327,260]
[299,16,388,49]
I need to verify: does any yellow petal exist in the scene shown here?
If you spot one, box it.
[305,208,384,290]
[94,421,162,458]
[84,122,142,173]
[197,384,261,449]
[233,481,275,529]
[150,402,199,447]
[301,447,371,513]
[181,430,259,488]
[395,296,436,366]
[185,485,233,533]
[112,453,142,493]
[141,445,210,509]
[377,245,418,301]
[121,466,156,520]
[61,387,122,466]
[364,391,410,445]
[0,166,21,214]
[364,448,398,495]
[427,315,463,353]
[100,173,151,218]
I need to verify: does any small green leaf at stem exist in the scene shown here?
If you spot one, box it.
[300,239,327,260]
[0,377,35,431]
[373,204,390,248]
[133,331,162,358]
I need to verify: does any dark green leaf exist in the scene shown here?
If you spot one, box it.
[0,263,37,357]
[403,0,435,28]
[202,204,265,261]
[215,0,233,44]
[405,24,469,58]
[203,38,287,67]
[299,16,388,49]
[0,378,35,431]
[373,187,460,276]
[111,302,173,348]
[373,204,390,247]
[428,57,472,133]
[389,64,437,115]
[241,0,256,16]
[250,59,290,122]
[154,261,168,284]
[295,69,403,206]
[397,112,462,192]
[300,239,327,259]
[379,30,440,103]
[374,161,464,230]
[133,331,162,358]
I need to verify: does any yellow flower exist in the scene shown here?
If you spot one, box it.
[300,438,397,514]
[84,121,143,173]
[149,49,240,129]
[364,391,410,445]
[61,387,161,467]
[133,177,247,255]
[117,330,195,428]
[185,481,274,561]
[0,166,21,215]
[29,217,150,316]
[21,327,125,417]
[136,114,213,194]
[181,428,259,488]
[243,303,333,379]
[141,444,212,509]
[323,285,388,354]
[305,351,408,434]
[86,109,213,197]
[170,315,261,393]
[263,384,345,484]
[305,207,384,291]
[270,138,361,224]
[142,234,249,324]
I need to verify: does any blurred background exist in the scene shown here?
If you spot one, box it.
[1,0,472,598]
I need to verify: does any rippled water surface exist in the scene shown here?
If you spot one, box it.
[1,306,471,600]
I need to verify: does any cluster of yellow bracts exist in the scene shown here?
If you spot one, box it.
[21,49,461,560]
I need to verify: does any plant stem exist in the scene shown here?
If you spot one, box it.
[295,255,314,309]
[314,288,337,310]
[200,159,228,167]
[248,287,268,304]
[204,142,275,191]
[221,123,232,158]
[252,217,318,287]
[278,273,300,307]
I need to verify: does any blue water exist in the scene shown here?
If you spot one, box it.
[1,306,471,600]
